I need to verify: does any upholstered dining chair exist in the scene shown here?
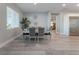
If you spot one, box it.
[29,27,36,42]
[38,27,45,42]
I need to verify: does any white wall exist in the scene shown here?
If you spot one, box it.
[24,12,50,31]
[56,13,69,36]
[0,3,23,46]
[63,14,69,35]
[56,15,61,33]
[55,13,64,34]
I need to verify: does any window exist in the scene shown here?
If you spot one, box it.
[7,7,19,29]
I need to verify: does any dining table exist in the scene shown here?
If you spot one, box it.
[23,30,51,40]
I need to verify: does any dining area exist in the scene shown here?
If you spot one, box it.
[19,16,51,43]
[23,27,51,43]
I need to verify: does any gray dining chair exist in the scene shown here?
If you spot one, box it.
[38,27,45,42]
[29,27,36,42]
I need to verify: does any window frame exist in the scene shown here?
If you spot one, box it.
[6,6,20,30]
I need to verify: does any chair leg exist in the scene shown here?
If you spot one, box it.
[29,37,31,42]
[38,37,39,43]
[23,35,25,39]
[34,37,36,42]
[43,36,45,40]
[50,34,51,40]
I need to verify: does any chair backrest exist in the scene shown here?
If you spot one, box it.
[38,27,44,36]
[29,27,36,36]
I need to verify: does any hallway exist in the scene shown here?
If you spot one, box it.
[0,32,79,55]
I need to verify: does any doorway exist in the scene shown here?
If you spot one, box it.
[69,16,79,36]
[50,14,56,32]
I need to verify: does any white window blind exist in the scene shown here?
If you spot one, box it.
[7,7,19,29]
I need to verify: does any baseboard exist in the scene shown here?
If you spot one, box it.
[56,32,69,36]
[0,32,23,48]
[56,31,60,34]
[60,33,69,36]
[60,33,65,35]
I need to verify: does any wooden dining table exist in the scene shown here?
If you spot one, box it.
[23,31,51,40]
[23,32,51,35]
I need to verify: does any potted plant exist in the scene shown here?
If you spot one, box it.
[20,17,31,31]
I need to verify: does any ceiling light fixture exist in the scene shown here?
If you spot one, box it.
[62,4,66,7]
[77,4,79,6]
[34,2,37,5]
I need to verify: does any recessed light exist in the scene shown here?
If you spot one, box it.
[34,3,37,5]
[77,4,79,6]
[62,4,66,7]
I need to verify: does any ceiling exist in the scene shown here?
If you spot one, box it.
[16,3,79,13]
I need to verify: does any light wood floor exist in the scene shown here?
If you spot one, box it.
[0,31,79,55]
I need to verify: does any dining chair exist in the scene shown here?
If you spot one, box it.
[38,27,45,42]
[29,27,36,42]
